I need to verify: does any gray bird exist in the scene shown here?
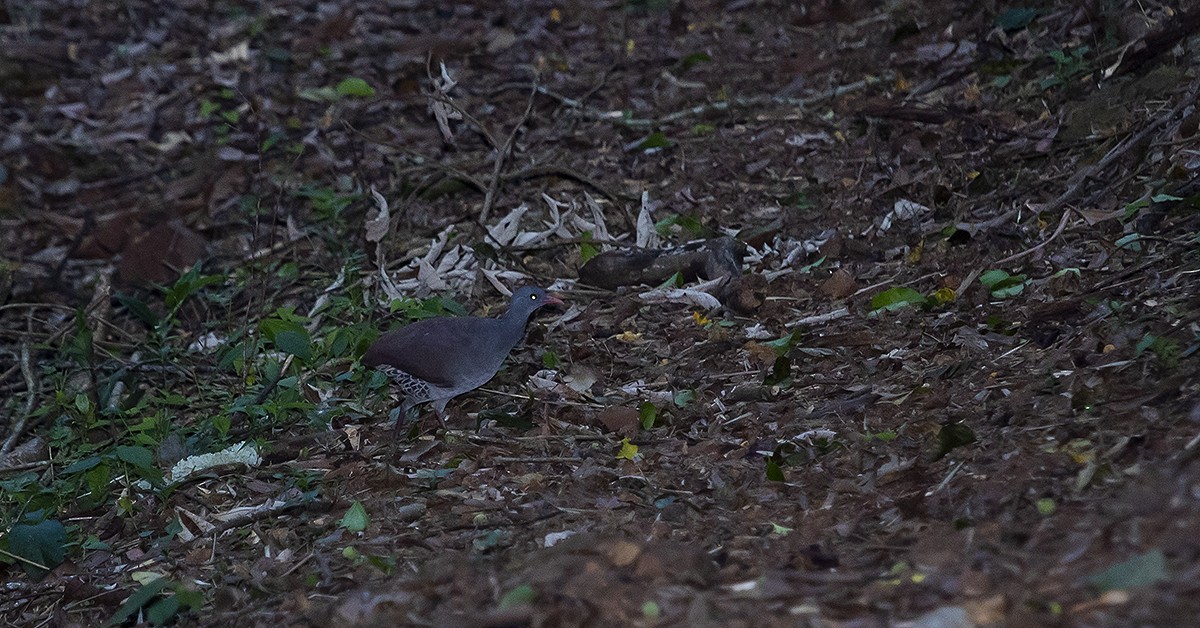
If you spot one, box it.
[363,286,564,430]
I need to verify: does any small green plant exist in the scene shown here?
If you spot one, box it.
[1040,46,1090,89]
[979,269,1029,299]
[870,286,929,312]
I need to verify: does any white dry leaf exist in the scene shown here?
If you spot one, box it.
[488,204,529,246]
[376,265,405,303]
[743,323,775,340]
[636,191,661,249]
[477,267,530,296]
[795,429,837,443]
[365,188,390,243]
[169,442,261,483]
[639,287,722,310]
[563,365,599,394]
[428,62,462,143]
[785,131,834,147]
[540,194,577,240]
[618,380,676,406]
[208,41,249,65]
[577,193,612,242]
[544,301,583,332]
[528,370,559,392]
[424,224,454,262]
[188,333,224,352]
[307,267,347,319]
[416,257,449,294]
[543,530,577,548]
[875,198,931,235]
[150,131,191,153]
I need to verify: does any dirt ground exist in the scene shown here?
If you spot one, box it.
[2,1,1199,626]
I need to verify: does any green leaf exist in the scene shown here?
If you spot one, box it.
[678,51,711,71]
[617,438,639,461]
[870,287,928,312]
[763,331,798,356]
[1115,233,1141,252]
[654,213,706,237]
[995,7,1037,32]
[578,230,599,264]
[541,349,560,369]
[763,355,791,387]
[164,264,222,310]
[673,389,695,407]
[638,402,658,430]
[296,86,340,102]
[499,584,536,608]
[6,519,67,578]
[340,501,370,532]
[765,458,785,482]
[1036,498,1056,515]
[934,423,976,460]
[274,329,313,361]
[978,270,1028,299]
[115,293,159,326]
[103,577,170,627]
[114,446,155,471]
[770,522,793,536]
[978,269,1010,288]
[633,131,671,152]
[641,600,662,618]
[335,77,376,98]
[1086,549,1167,592]
[147,595,181,625]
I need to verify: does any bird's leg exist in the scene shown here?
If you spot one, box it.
[391,402,418,438]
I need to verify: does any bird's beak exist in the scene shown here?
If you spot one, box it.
[545,293,566,307]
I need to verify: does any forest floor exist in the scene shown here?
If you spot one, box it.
[2,1,1200,626]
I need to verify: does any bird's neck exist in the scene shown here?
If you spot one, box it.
[497,305,533,342]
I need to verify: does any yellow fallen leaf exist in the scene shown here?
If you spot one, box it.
[617,437,638,461]
[615,331,643,343]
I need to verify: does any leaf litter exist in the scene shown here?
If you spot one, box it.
[1,1,1199,626]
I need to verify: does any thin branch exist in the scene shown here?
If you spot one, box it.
[479,82,539,224]
[0,344,36,458]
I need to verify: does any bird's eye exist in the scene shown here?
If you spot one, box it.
[530,294,538,300]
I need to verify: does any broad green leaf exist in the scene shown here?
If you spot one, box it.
[340,501,370,532]
[7,519,67,578]
[146,595,180,625]
[274,329,313,361]
[978,269,1010,288]
[995,7,1037,31]
[335,77,375,97]
[103,577,170,628]
[632,131,670,152]
[765,458,785,482]
[638,402,657,430]
[763,331,798,356]
[934,423,976,460]
[114,446,155,471]
[1086,549,1167,592]
[499,584,536,608]
[115,293,159,326]
[870,287,927,312]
